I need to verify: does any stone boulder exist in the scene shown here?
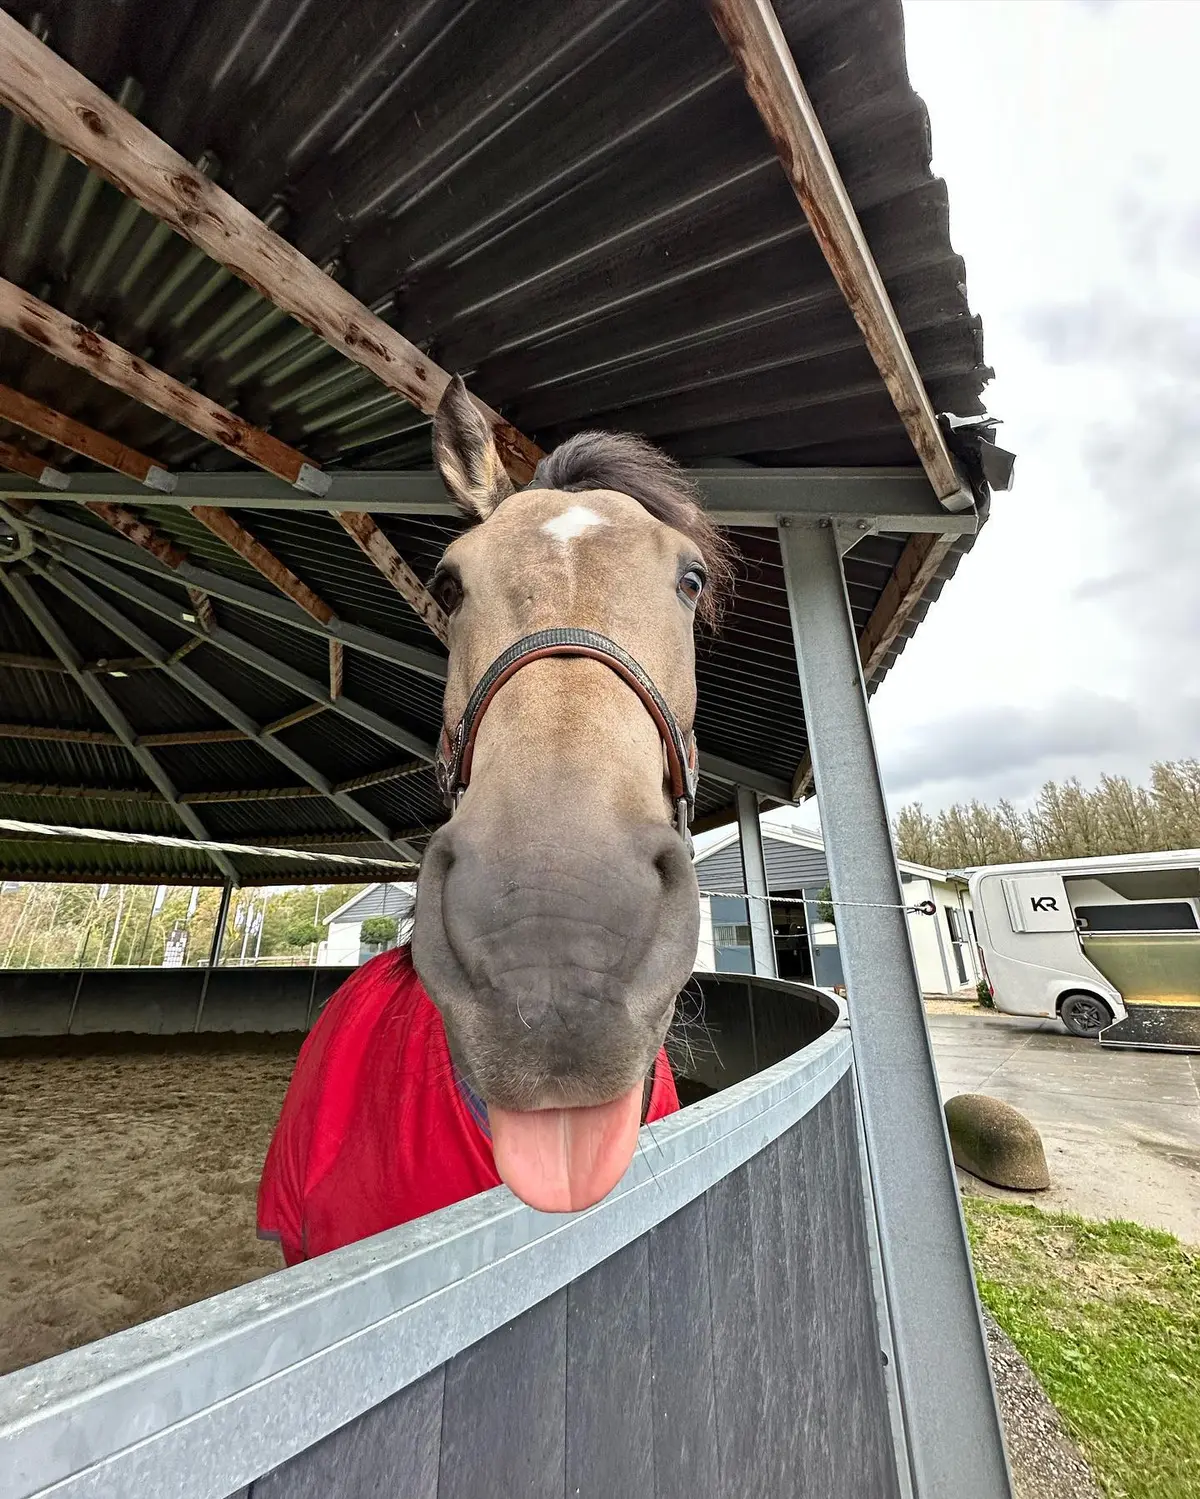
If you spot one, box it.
[944,1093,1050,1191]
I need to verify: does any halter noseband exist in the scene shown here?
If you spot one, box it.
[435,627,699,847]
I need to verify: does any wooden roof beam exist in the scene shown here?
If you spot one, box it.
[0,380,174,491]
[708,0,969,511]
[138,728,248,747]
[0,14,541,484]
[0,780,163,801]
[183,588,216,634]
[0,650,63,671]
[335,512,449,643]
[86,494,336,635]
[0,436,67,489]
[187,505,336,626]
[0,277,327,493]
[0,721,120,745]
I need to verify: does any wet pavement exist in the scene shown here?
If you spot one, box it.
[927,1013,1200,1243]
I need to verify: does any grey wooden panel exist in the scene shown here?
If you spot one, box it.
[566,1236,653,1498]
[250,1366,442,1499]
[804,1080,900,1499]
[749,983,826,1069]
[695,837,830,894]
[826,1075,902,1496]
[774,1093,836,1498]
[438,1290,566,1499]
[648,1197,719,1499]
[746,1132,803,1496]
[684,979,758,1091]
[705,1141,769,1499]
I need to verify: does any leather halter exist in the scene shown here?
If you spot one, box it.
[435,627,699,845]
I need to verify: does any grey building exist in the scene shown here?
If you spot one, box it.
[694,822,979,994]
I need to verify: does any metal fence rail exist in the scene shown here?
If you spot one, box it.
[0,990,897,1499]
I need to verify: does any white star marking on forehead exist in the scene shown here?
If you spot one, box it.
[541,505,608,542]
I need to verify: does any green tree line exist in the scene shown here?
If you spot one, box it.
[0,882,367,970]
[894,759,1200,869]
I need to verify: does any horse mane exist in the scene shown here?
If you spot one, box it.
[528,431,735,627]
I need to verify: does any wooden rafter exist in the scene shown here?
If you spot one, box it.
[0,14,541,485]
[0,780,161,801]
[0,721,120,745]
[0,278,328,493]
[262,829,425,849]
[84,500,187,567]
[329,639,344,701]
[335,512,449,643]
[0,650,62,671]
[137,728,247,747]
[85,486,445,652]
[707,0,966,506]
[0,380,174,491]
[0,436,67,488]
[332,760,426,794]
[168,636,204,664]
[188,506,336,625]
[184,587,216,633]
[262,702,327,736]
[707,0,977,804]
[858,534,956,682]
[181,785,322,804]
[0,17,520,642]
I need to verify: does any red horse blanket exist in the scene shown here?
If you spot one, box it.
[258,948,679,1264]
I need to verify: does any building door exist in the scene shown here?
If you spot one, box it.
[945,905,970,986]
[769,897,814,982]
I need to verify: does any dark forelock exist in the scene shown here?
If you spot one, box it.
[527,431,734,625]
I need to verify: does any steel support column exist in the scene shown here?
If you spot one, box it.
[777,518,1011,1499]
[196,880,235,1032]
[735,785,777,978]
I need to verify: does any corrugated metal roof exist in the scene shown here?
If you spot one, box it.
[0,0,993,883]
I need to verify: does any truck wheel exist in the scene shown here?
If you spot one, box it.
[1059,992,1113,1038]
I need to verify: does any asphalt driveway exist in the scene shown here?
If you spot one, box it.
[927,1013,1200,1243]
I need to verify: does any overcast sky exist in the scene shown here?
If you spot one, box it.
[837,0,1200,822]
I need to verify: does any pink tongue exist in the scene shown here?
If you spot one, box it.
[489,1083,644,1213]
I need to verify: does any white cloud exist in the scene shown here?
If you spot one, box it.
[865,0,1200,813]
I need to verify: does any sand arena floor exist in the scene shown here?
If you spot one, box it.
[0,1034,303,1375]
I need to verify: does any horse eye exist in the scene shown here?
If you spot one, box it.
[678,566,706,607]
[431,571,463,613]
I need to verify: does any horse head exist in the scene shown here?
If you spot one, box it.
[412,377,731,1213]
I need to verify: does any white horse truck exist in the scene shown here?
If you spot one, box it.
[968,849,1200,1050]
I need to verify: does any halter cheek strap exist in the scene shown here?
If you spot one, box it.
[436,628,699,847]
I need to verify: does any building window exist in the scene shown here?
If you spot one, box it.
[711,895,754,973]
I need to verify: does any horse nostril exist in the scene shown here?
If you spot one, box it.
[652,829,694,890]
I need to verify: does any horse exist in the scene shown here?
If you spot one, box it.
[258,377,732,1262]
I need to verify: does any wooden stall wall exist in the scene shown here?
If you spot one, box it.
[240,1074,897,1499]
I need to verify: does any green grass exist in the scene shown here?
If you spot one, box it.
[963,1198,1200,1499]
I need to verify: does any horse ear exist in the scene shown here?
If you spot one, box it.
[433,375,515,520]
